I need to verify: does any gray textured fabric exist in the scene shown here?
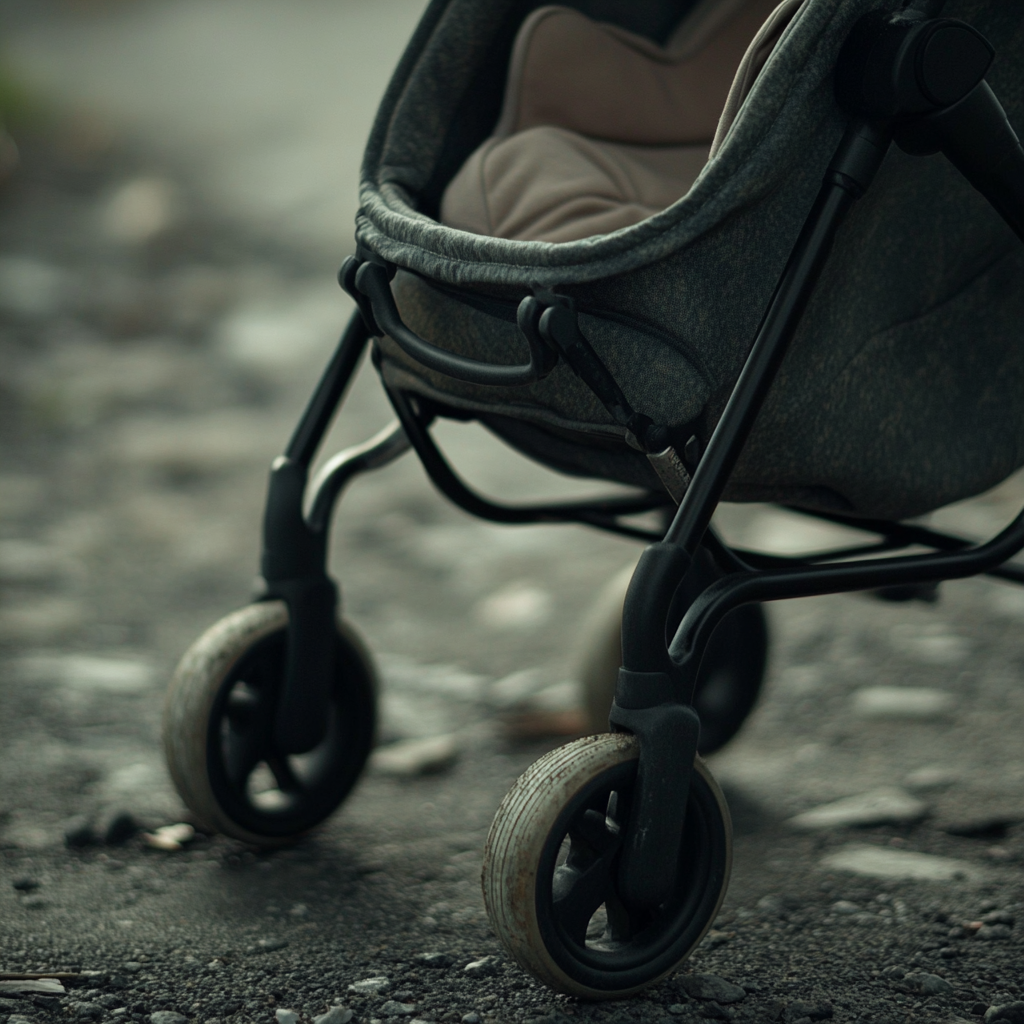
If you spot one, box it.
[356,0,1024,520]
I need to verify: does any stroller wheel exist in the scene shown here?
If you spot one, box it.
[577,556,768,754]
[483,733,731,999]
[162,601,376,846]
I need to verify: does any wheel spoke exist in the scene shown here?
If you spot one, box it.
[551,809,622,946]
[222,728,264,789]
[266,753,304,794]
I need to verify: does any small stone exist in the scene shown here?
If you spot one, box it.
[852,686,954,719]
[415,953,453,969]
[461,1016,480,1024]
[981,910,1015,927]
[371,735,460,778]
[0,981,65,997]
[831,900,859,915]
[9,1016,36,1024]
[122,963,143,974]
[288,903,309,918]
[699,1003,732,1021]
[463,957,499,979]
[977,924,1013,941]
[782,1003,833,1023]
[77,1004,103,1019]
[675,976,746,1005]
[903,766,959,792]
[668,1006,688,1016]
[21,894,48,909]
[143,823,195,851]
[901,973,953,997]
[64,817,97,848]
[12,877,40,892]
[703,929,734,948]
[102,811,139,846]
[985,1003,1024,1024]
[944,816,1018,839]
[348,979,389,995]
[881,966,905,980]
[149,1014,187,1024]
[276,1010,300,1024]
[820,844,988,881]
[313,1008,353,1024]
[379,1003,416,1017]
[256,937,288,952]
[789,788,927,830]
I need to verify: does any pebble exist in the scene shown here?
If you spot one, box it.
[378,1003,416,1017]
[149,1014,187,1024]
[675,976,746,1004]
[143,823,195,851]
[256,937,288,952]
[668,1006,688,1016]
[463,957,499,979]
[461,1015,480,1024]
[851,685,955,719]
[782,1002,833,1022]
[313,1008,353,1024]
[64,816,97,848]
[977,924,1013,941]
[370,735,459,777]
[900,973,953,996]
[348,979,389,995]
[944,815,1018,839]
[699,1003,732,1021]
[276,1010,300,1024]
[903,766,960,792]
[0,981,66,996]
[982,910,1015,926]
[985,1003,1024,1024]
[102,811,139,846]
[415,953,453,969]
[9,1016,36,1024]
[788,788,927,830]
[820,844,988,881]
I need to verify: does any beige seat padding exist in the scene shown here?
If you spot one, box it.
[494,0,783,146]
[442,127,710,243]
[441,0,803,243]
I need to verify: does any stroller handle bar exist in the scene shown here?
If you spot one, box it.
[346,257,559,387]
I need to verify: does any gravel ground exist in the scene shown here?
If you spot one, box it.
[2,8,1024,1024]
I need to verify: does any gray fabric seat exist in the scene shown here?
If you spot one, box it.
[357,0,1024,521]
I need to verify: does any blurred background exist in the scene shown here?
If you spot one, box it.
[1,0,1023,910]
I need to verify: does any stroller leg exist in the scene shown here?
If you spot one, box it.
[482,118,892,999]
[162,310,411,845]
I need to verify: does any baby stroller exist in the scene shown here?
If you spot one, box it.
[162,0,1024,1000]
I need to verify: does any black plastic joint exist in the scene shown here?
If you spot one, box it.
[613,669,678,712]
[609,700,701,911]
[827,120,892,196]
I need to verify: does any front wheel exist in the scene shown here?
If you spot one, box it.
[482,733,731,999]
[162,601,376,846]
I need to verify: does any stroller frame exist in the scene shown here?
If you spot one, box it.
[181,0,1024,996]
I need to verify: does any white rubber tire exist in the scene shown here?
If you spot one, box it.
[162,601,375,847]
[482,732,731,999]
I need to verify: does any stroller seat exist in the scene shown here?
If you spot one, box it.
[441,0,801,242]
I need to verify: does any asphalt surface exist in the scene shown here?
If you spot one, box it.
[2,4,1024,1024]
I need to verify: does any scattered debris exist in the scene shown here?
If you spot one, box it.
[675,975,746,1004]
[788,788,927,830]
[347,978,389,995]
[821,844,988,882]
[143,823,195,851]
[463,957,500,978]
[371,735,460,777]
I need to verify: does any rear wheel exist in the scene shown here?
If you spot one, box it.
[577,551,768,753]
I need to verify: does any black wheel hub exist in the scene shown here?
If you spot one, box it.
[206,625,374,838]
[536,759,728,993]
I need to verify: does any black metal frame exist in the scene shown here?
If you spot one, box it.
[256,1,1024,916]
